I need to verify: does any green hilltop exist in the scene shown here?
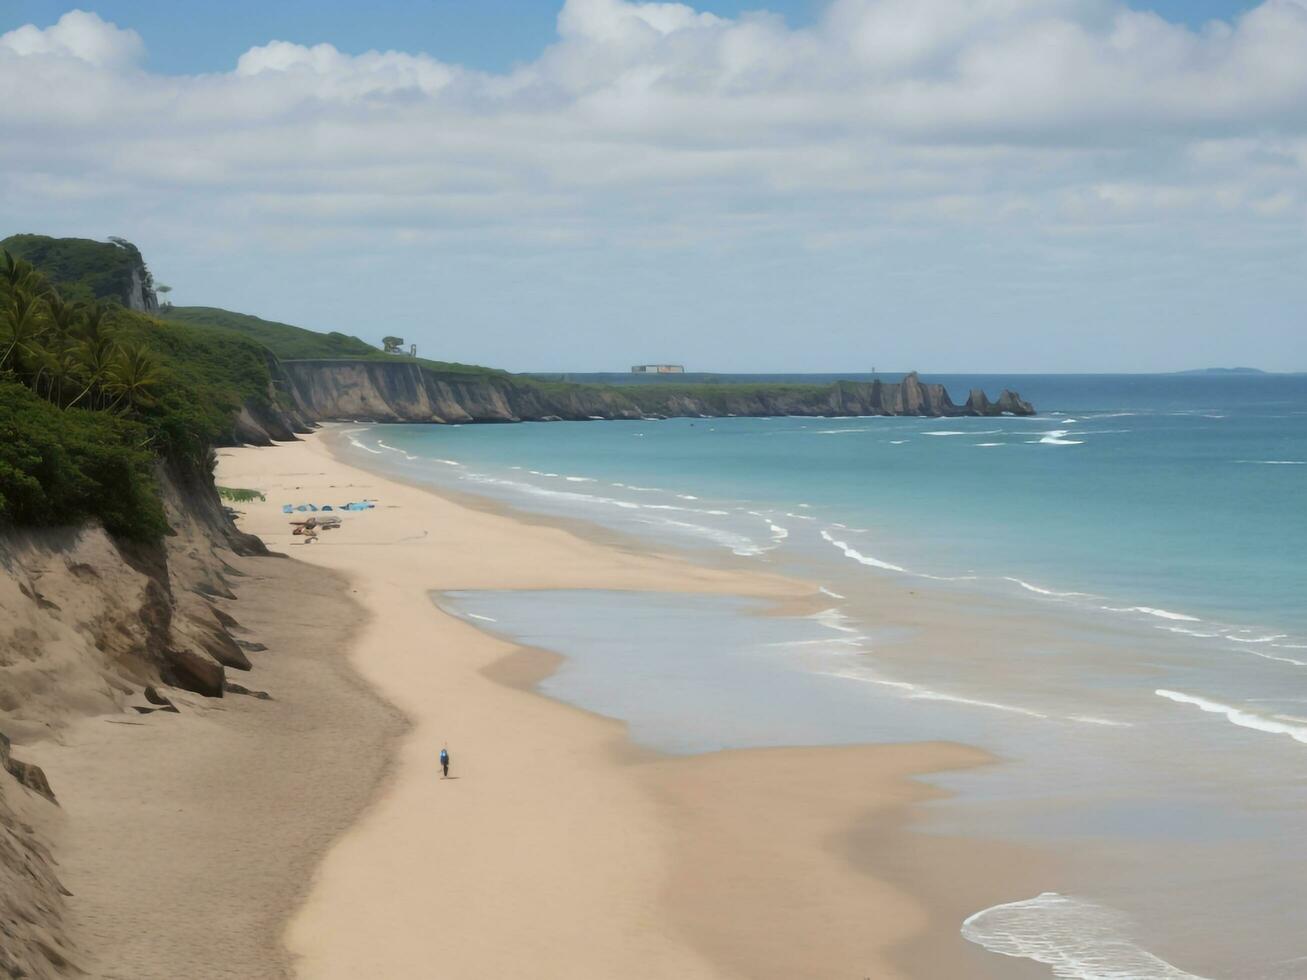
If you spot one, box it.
[161,306,379,360]
[1,234,155,308]
[1,240,284,539]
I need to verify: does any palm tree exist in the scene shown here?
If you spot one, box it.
[0,288,50,375]
[0,251,46,299]
[32,341,81,405]
[104,342,163,412]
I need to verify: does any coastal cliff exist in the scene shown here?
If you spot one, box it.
[280,361,1035,423]
[0,458,282,977]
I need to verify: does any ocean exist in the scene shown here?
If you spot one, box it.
[336,373,1306,980]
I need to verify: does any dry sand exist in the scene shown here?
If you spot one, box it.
[18,551,404,979]
[208,431,1031,980]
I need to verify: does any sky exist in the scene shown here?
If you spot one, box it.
[1,0,1303,373]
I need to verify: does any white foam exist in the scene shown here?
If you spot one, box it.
[889,440,908,444]
[346,434,383,455]
[962,892,1211,980]
[818,586,846,600]
[643,504,731,516]
[1103,606,1200,622]
[974,442,1006,447]
[1156,689,1307,745]
[1069,715,1134,728]
[1246,648,1307,667]
[1037,429,1085,446]
[635,515,763,556]
[814,427,872,435]
[923,430,967,436]
[1225,633,1287,644]
[811,607,861,635]
[1158,626,1219,638]
[1242,460,1305,465]
[820,530,906,573]
[564,476,594,483]
[1005,577,1089,598]
[825,668,1048,719]
[465,612,497,623]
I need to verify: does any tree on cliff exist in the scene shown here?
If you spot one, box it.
[382,335,404,354]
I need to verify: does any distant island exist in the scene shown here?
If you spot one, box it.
[1175,367,1268,376]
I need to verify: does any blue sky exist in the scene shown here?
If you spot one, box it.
[1,1,1303,372]
[1,0,1263,74]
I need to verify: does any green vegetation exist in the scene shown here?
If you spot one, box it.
[0,381,166,539]
[0,234,154,307]
[216,486,265,503]
[1,246,279,540]
[163,306,378,360]
[163,305,510,378]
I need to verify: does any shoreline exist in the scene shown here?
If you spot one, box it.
[217,430,1044,978]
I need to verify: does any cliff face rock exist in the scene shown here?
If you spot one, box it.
[279,362,1035,424]
[1,753,73,980]
[0,461,270,746]
[0,460,262,979]
[125,259,158,313]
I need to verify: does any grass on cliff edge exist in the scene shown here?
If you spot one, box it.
[163,306,510,378]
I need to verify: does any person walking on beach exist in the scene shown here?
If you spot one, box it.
[439,745,450,779]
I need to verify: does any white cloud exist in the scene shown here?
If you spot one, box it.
[0,0,1304,370]
[0,9,142,68]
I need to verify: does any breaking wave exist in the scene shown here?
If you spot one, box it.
[1103,606,1200,622]
[819,530,906,573]
[1156,690,1307,746]
[1004,577,1090,598]
[962,893,1212,979]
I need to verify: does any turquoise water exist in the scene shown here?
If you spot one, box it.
[337,374,1307,980]
[357,374,1307,643]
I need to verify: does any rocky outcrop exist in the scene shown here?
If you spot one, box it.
[125,258,158,313]
[963,387,1036,417]
[279,362,1036,423]
[0,733,55,804]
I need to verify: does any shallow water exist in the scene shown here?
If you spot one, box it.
[337,373,1307,979]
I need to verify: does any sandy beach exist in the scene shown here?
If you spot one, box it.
[201,429,1041,980]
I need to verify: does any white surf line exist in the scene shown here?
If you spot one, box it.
[819,529,907,573]
[822,668,1051,720]
[345,432,383,454]
[1102,605,1200,622]
[1004,577,1091,599]
[1156,689,1307,745]
[962,892,1214,980]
